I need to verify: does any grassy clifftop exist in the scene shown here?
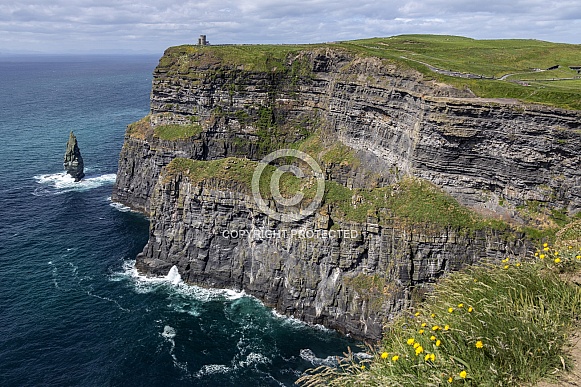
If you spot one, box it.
[299,243,581,386]
[158,35,581,110]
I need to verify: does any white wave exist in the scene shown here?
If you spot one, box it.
[299,349,339,367]
[109,201,132,212]
[270,309,332,332]
[111,260,247,302]
[162,325,176,340]
[106,196,139,213]
[238,352,272,368]
[166,266,183,285]
[161,325,188,372]
[195,364,232,378]
[33,172,116,195]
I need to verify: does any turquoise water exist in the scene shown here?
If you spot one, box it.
[0,56,356,386]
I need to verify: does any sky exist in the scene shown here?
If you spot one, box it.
[0,0,580,54]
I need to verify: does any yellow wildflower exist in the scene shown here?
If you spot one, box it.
[424,353,435,362]
[554,258,561,264]
[436,340,441,347]
[415,345,424,356]
[407,338,415,345]
[415,312,420,317]
[576,255,581,260]
[448,377,453,383]
[544,247,549,251]
[392,355,399,362]
[414,342,420,349]
[431,313,436,318]
[381,352,388,359]
[458,303,464,308]
[432,325,440,331]
[361,365,365,370]
[421,322,427,327]
[448,307,454,313]
[459,370,467,379]
[444,325,450,331]
[419,329,425,334]
[468,306,473,313]
[540,254,546,259]
[430,335,436,341]
[516,262,521,267]
[503,264,509,269]
[543,242,548,247]
[476,341,483,349]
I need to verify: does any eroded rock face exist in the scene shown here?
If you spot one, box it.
[113,48,581,216]
[135,174,530,340]
[64,131,85,182]
[112,47,580,339]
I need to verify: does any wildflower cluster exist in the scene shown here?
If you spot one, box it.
[299,242,581,386]
[531,243,581,273]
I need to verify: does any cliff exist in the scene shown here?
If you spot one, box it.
[113,42,581,340]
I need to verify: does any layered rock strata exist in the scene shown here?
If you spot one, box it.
[113,45,581,339]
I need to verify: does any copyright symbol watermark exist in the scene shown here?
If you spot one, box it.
[251,149,325,222]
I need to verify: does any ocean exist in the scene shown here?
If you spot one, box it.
[0,55,357,386]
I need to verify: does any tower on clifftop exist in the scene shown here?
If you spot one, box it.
[197,35,209,45]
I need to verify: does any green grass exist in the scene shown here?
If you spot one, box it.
[159,35,581,110]
[165,157,313,200]
[166,157,514,233]
[298,243,581,386]
[339,35,581,79]
[159,44,315,73]
[153,123,203,140]
[324,179,509,233]
[126,115,152,139]
[336,35,581,109]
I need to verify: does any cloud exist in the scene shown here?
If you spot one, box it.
[0,0,579,54]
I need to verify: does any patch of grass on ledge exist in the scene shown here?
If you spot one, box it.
[325,179,509,233]
[160,44,317,73]
[153,123,203,140]
[298,243,581,386]
[166,157,257,187]
[126,115,152,139]
[165,158,513,232]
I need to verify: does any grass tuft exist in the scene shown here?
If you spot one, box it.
[153,123,203,140]
[298,243,581,386]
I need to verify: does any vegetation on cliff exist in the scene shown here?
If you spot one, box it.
[158,35,581,110]
[166,157,511,234]
[299,242,581,386]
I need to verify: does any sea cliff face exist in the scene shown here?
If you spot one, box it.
[113,45,580,339]
[135,172,529,339]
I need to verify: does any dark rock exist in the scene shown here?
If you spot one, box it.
[64,131,85,181]
[112,46,581,340]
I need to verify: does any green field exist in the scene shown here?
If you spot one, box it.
[337,35,581,109]
[161,35,581,110]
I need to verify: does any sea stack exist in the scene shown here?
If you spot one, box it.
[64,131,85,181]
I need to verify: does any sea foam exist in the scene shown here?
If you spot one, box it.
[111,260,247,302]
[33,172,116,195]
